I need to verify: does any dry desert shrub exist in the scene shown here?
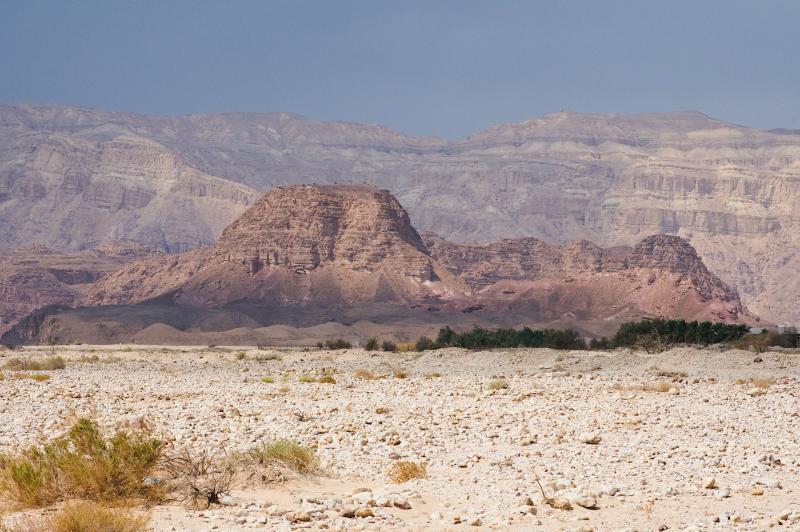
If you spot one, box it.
[387,461,427,483]
[649,367,688,380]
[3,356,66,371]
[235,352,247,360]
[248,440,318,474]
[0,418,163,508]
[317,375,336,384]
[12,373,50,382]
[381,340,397,352]
[375,407,390,414]
[160,448,240,509]
[48,501,149,532]
[425,372,442,379]
[260,376,275,383]
[751,378,775,389]
[254,352,282,362]
[487,378,508,390]
[354,369,376,380]
[396,342,416,352]
[297,375,315,383]
[642,381,675,393]
[394,370,408,379]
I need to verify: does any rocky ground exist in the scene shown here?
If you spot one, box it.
[1,345,799,531]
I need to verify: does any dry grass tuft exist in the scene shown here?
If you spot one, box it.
[0,418,163,508]
[12,373,51,382]
[375,407,390,414]
[425,372,442,379]
[396,342,416,352]
[642,381,676,393]
[4,356,66,371]
[751,378,775,389]
[260,376,275,384]
[317,375,336,384]
[387,461,427,483]
[354,369,376,380]
[297,375,315,383]
[486,378,508,390]
[394,370,408,379]
[649,367,688,380]
[254,353,282,362]
[248,440,318,474]
[47,501,150,532]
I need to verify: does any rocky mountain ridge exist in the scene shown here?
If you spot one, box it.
[1,104,797,323]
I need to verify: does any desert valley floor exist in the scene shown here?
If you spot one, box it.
[1,345,799,531]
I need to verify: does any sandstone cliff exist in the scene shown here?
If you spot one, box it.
[1,105,796,323]
[79,185,748,334]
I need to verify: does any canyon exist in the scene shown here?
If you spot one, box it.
[1,104,798,326]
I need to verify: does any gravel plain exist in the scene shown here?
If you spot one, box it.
[1,345,799,531]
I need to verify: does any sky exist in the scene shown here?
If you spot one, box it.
[1,0,798,139]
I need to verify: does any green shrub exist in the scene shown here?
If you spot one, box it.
[324,339,352,350]
[414,336,436,351]
[381,340,397,352]
[248,440,318,474]
[0,418,163,508]
[364,338,378,350]
[4,356,66,371]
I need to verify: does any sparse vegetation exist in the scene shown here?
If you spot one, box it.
[317,375,336,384]
[396,342,416,352]
[254,352,282,362]
[414,336,436,351]
[249,440,318,474]
[642,381,676,393]
[394,370,408,379]
[751,377,775,389]
[12,373,51,382]
[260,376,275,383]
[364,338,378,350]
[160,447,240,509]
[375,407,390,414]
[381,340,397,352]
[387,461,427,483]
[235,352,247,360]
[44,500,150,532]
[354,369,376,380]
[426,372,442,379]
[323,339,352,350]
[0,418,163,508]
[3,356,66,371]
[487,378,509,390]
[733,331,797,353]
[298,375,315,383]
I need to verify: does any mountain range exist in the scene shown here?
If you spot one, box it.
[1,104,797,329]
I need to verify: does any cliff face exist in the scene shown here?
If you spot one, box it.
[1,105,797,323]
[81,185,748,330]
[0,243,156,335]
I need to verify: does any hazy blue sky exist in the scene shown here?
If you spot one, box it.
[1,1,798,138]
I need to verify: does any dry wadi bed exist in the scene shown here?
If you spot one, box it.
[0,345,799,531]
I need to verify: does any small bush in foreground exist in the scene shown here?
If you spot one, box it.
[160,448,240,509]
[249,440,318,474]
[46,501,150,532]
[388,461,427,483]
[0,418,163,508]
[487,378,508,390]
[364,338,378,350]
[3,356,66,371]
